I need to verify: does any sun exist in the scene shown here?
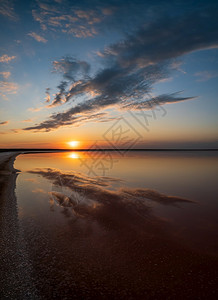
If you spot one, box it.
[68,141,79,148]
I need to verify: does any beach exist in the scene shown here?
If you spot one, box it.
[0,152,38,298]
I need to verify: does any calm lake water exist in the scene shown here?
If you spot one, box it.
[14,151,218,299]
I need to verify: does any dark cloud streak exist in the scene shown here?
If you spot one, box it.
[0,121,9,125]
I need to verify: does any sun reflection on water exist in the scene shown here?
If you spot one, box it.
[68,152,80,159]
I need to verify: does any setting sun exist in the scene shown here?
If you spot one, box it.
[68,141,80,148]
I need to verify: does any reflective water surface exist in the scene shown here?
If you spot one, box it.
[14,151,218,299]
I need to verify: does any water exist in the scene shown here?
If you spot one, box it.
[14,151,218,298]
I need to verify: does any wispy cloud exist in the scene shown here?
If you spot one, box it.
[45,87,50,103]
[27,106,44,112]
[25,111,114,132]
[0,0,17,20]
[0,127,21,134]
[22,118,34,123]
[0,121,9,125]
[0,54,16,63]
[24,92,195,132]
[122,93,195,110]
[194,71,218,82]
[31,0,170,39]
[10,128,20,133]
[47,56,90,107]
[53,57,90,80]
[27,32,47,43]
[0,71,11,79]
[0,55,17,99]
[170,61,186,74]
[0,81,18,98]
[32,1,104,37]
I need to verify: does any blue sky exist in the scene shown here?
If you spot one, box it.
[0,0,218,148]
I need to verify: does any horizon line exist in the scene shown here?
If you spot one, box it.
[0,148,218,152]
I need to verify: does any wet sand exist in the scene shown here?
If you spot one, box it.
[0,152,38,298]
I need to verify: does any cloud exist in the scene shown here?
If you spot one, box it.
[27,32,47,43]
[22,118,34,123]
[0,121,9,125]
[25,111,113,131]
[123,92,196,110]
[0,55,17,99]
[48,56,90,107]
[9,128,21,134]
[170,61,186,74]
[53,56,90,81]
[0,54,16,63]
[32,1,104,37]
[0,0,17,20]
[31,0,174,38]
[25,1,217,131]
[0,127,21,134]
[0,72,11,79]
[24,59,193,131]
[45,87,50,103]
[98,9,218,67]
[194,71,218,82]
[48,81,68,107]
[0,81,18,98]
[27,106,44,112]
[31,0,218,44]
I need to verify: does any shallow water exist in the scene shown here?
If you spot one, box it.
[13,151,218,298]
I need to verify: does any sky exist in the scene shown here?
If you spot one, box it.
[0,0,218,149]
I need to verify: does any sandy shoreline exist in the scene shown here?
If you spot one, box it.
[0,152,38,299]
[0,151,21,173]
